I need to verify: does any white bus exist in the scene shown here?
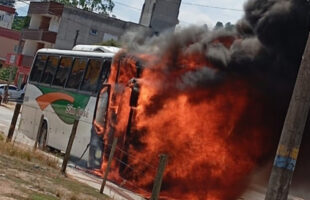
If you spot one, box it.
[19,48,118,168]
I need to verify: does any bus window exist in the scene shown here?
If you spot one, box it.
[41,56,59,84]
[94,85,110,134]
[66,58,88,89]
[101,60,111,82]
[53,57,73,87]
[81,59,102,92]
[30,55,48,82]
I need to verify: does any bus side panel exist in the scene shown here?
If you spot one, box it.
[19,84,44,140]
[70,121,92,161]
[46,97,95,161]
[19,106,37,140]
[60,98,97,161]
[45,105,67,151]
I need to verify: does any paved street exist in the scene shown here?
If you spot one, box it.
[0,103,34,146]
[0,104,14,133]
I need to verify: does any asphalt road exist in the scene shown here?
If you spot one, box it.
[0,104,13,133]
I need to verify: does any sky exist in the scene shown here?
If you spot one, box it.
[15,0,248,27]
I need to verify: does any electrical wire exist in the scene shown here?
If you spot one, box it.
[106,142,157,169]
[113,1,141,11]
[182,1,243,12]
[113,1,243,12]
[15,0,244,13]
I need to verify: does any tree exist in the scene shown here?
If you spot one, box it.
[55,0,114,14]
[0,0,15,7]
[214,21,224,30]
[0,67,17,82]
[98,39,120,47]
[224,22,235,32]
[12,15,30,31]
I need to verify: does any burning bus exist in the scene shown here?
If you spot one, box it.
[20,0,310,198]
[91,0,310,198]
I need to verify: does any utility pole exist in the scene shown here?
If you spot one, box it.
[150,154,168,200]
[6,103,22,143]
[100,137,118,194]
[73,30,79,48]
[265,33,310,200]
[61,119,79,175]
[33,115,44,151]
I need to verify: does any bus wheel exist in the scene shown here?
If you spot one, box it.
[38,121,48,150]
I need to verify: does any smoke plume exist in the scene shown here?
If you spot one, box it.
[101,0,310,199]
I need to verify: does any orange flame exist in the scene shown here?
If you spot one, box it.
[96,36,273,199]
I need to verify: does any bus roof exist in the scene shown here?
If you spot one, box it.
[36,48,115,58]
[72,45,120,53]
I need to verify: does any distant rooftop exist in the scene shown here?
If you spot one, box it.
[0,4,15,14]
[0,27,20,40]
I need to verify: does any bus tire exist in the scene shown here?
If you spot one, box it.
[38,120,48,150]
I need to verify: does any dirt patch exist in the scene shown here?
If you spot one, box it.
[0,132,110,200]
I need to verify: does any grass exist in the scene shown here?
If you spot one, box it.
[30,193,59,200]
[0,134,59,168]
[0,131,110,200]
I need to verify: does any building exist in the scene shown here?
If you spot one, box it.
[10,0,181,85]
[11,1,149,84]
[139,0,181,34]
[0,27,20,67]
[0,4,15,29]
[0,5,26,86]
[22,1,148,55]
[1,27,27,87]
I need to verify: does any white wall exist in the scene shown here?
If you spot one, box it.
[49,16,60,32]
[0,10,15,29]
[103,33,118,41]
[28,14,42,29]
[54,7,145,50]
[139,0,155,27]
[22,40,38,56]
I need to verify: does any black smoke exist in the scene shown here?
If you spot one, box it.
[119,0,310,198]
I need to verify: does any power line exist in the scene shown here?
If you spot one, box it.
[114,1,141,11]
[15,0,243,13]
[182,2,243,12]
[113,1,243,13]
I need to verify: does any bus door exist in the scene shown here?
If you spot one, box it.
[93,54,144,173]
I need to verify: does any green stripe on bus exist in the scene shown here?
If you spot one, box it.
[37,85,91,124]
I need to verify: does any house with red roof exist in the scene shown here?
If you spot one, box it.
[0,4,27,86]
[0,4,15,29]
[0,4,19,67]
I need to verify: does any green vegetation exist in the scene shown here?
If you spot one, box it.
[55,0,115,14]
[12,16,31,31]
[0,134,58,167]
[30,193,59,200]
[0,67,17,82]
[214,21,235,31]
[98,39,121,47]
